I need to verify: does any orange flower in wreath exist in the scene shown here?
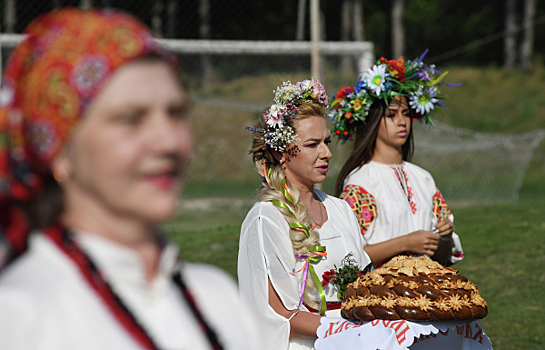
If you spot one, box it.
[387,57,406,82]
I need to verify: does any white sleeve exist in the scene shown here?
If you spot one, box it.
[237,203,301,350]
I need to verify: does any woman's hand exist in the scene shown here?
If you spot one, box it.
[404,230,439,256]
[430,218,455,264]
[434,218,454,241]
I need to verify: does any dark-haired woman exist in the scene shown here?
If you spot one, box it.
[330,54,463,267]
[0,9,259,349]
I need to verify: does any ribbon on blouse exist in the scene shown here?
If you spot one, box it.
[263,164,328,315]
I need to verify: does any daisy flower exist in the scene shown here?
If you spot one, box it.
[409,86,438,115]
[364,64,387,95]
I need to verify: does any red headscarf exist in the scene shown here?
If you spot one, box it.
[0,8,177,268]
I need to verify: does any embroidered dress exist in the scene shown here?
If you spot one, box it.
[238,190,371,350]
[0,232,261,350]
[340,161,463,266]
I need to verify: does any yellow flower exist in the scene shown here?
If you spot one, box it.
[350,99,365,112]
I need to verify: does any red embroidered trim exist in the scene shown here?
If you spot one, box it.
[43,226,225,350]
[340,185,376,236]
[432,188,452,220]
[44,226,158,349]
[391,166,417,214]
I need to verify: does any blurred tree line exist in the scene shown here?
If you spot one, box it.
[3,0,545,67]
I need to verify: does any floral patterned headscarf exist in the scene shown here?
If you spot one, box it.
[0,8,177,268]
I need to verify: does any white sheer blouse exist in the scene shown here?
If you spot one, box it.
[238,190,371,350]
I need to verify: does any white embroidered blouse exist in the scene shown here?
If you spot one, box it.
[340,161,464,266]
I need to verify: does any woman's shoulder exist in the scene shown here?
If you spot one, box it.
[181,262,238,292]
[180,262,263,349]
[403,162,437,187]
[403,161,434,178]
[0,234,84,321]
[316,190,354,217]
[343,162,384,190]
[241,201,288,233]
[0,234,72,292]
[244,201,283,221]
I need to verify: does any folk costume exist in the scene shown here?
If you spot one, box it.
[340,161,463,267]
[238,191,369,350]
[0,9,259,350]
[239,79,372,350]
[329,52,464,267]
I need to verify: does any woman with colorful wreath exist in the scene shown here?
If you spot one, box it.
[330,51,464,268]
[238,79,372,350]
[0,8,260,349]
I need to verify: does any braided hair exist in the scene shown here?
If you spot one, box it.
[250,101,326,310]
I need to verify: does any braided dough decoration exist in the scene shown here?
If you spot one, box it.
[341,256,488,321]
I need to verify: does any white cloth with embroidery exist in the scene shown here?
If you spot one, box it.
[238,190,372,350]
[0,232,262,350]
[342,161,463,266]
[315,317,493,350]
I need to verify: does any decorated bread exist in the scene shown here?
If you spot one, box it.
[341,255,488,321]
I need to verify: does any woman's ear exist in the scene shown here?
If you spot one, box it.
[50,148,72,184]
[270,149,285,165]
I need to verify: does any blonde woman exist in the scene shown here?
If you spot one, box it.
[238,79,372,350]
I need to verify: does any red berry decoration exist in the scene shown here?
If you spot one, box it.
[343,131,349,137]
[335,129,341,135]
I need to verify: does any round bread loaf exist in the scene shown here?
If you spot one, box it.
[341,256,488,322]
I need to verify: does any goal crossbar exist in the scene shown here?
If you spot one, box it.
[0,34,374,72]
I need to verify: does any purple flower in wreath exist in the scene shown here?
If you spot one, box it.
[418,70,430,81]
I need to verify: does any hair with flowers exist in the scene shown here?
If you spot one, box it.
[247,78,329,312]
[328,50,460,141]
[255,78,328,153]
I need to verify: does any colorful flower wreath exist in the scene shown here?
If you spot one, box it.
[328,50,460,141]
[247,78,328,152]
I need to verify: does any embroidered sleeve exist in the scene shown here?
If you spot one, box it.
[432,188,451,221]
[340,185,376,236]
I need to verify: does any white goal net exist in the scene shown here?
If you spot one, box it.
[412,120,544,206]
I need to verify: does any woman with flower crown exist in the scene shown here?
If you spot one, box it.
[238,78,372,350]
[0,8,260,349]
[330,51,464,268]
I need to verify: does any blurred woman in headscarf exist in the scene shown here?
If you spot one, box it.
[0,8,260,350]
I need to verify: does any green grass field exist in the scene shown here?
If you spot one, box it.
[164,65,545,349]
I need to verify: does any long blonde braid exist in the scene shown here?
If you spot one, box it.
[250,101,326,311]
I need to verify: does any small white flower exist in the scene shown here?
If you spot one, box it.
[297,79,312,91]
